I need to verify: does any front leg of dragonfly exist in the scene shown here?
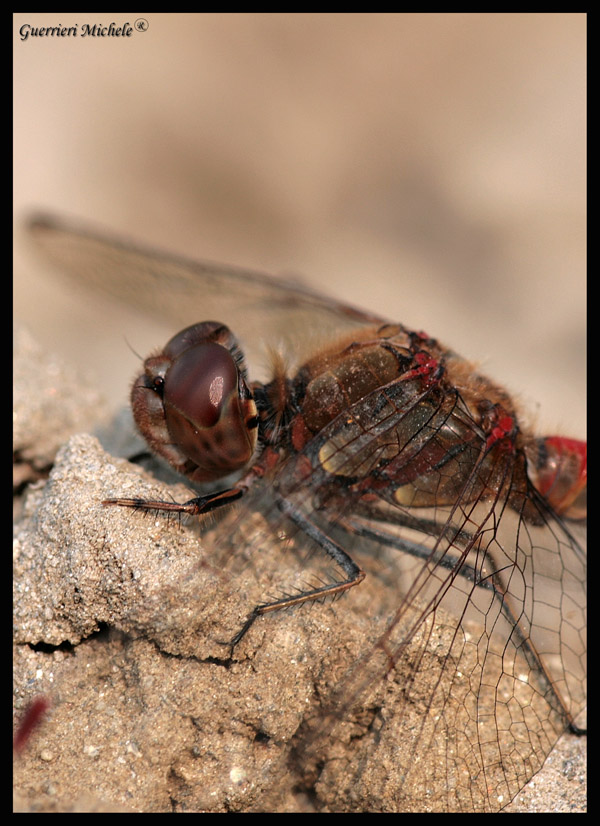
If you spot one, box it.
[102,487,245,515]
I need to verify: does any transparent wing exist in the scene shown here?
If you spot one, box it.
[264,381,587,812]
[28,213,383,371]
[311,505,586,811]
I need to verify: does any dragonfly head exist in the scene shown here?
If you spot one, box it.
[132,321,259,482]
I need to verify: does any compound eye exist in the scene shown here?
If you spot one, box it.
[161,342,257,479]
[164,343,237,429]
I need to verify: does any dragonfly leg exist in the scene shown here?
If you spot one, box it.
[102,487,244,515]
[228,495,365,649]
[336,513,492,591]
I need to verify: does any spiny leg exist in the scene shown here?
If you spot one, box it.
[102,487,244,515]
[229,495,365,649]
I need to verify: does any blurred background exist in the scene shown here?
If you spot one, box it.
[14,13,586,436]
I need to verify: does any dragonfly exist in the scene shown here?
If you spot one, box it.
[27,214,586,812]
